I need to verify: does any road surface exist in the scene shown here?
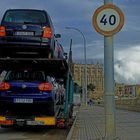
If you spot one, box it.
[67,106,140,140]
[0,126,68,140]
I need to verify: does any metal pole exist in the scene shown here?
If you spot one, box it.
[104,0,116,139]
[64,71,70,118]
[65,27,87,106]
[104,0,112,4]
[82,70,85,103]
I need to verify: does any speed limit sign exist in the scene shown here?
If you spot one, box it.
[92,4,124,36]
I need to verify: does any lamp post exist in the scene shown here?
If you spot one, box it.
[65,27,87,105]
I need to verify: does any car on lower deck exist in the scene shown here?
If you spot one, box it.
[0,69,61,116]
[0,9,61,58]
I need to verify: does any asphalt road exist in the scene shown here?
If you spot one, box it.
[0,126,68,140]
[0,106,78,140]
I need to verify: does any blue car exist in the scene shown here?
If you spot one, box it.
[0,9,61,58]
[0,69,59,116]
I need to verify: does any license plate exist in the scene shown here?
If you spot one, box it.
[15,31,34,36]
[26,121,44,125]
[14,98,33,103]
[16,119,25,126]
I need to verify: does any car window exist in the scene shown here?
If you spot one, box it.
[0,70,7,82]
[3,10,47,24]
[5,70,45,82]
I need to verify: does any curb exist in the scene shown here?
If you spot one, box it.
[66,114,78,140]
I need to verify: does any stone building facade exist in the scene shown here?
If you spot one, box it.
[72,63,104,98]
[115,84,140,97]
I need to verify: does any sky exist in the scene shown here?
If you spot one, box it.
[0,0,140,84]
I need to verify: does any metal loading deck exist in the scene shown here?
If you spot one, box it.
[0,57,74,128]
[0,58,68,79]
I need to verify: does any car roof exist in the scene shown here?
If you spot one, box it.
[5,9,47,13]
[1,9,50,25]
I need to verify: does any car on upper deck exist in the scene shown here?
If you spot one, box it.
[0,9,61,58]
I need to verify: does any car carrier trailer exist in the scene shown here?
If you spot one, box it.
[0,58,74,128]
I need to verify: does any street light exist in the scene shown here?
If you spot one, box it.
[65,27,87,105]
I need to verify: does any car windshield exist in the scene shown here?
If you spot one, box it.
[4,70,46,82]
[3,10,47,24]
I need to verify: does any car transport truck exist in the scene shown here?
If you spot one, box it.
[0,9,74,128]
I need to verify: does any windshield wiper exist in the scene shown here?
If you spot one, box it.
[24,21,35,24]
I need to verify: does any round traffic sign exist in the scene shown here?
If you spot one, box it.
[92,4,124,36]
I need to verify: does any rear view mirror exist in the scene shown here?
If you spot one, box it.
[55,34,61,38]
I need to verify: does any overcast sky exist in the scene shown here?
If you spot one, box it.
[0,0,140,84]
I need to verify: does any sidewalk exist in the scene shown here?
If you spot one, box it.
[67,106,140,140]
[67,106,104,140]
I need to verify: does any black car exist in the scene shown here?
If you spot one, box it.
[0,9,60,58]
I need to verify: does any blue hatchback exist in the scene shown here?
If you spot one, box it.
[0,70,58,116]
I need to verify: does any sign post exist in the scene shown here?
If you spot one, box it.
[92,1,124,140]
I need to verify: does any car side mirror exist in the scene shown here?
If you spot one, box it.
[55,34,61,38]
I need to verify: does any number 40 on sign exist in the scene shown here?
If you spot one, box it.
[92,4,124,36]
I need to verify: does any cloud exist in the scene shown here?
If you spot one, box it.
[115,45,140,84]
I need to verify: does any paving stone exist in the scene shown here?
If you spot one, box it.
[67,106,140,140]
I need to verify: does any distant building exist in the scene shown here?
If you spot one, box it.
[115,83,125,97]
[72,63,140,99]
[72,63,104,98]
[124,85,135,97]
[135,85,140,97]
[114,83,140,98]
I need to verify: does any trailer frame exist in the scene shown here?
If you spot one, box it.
[0,57,74,128]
